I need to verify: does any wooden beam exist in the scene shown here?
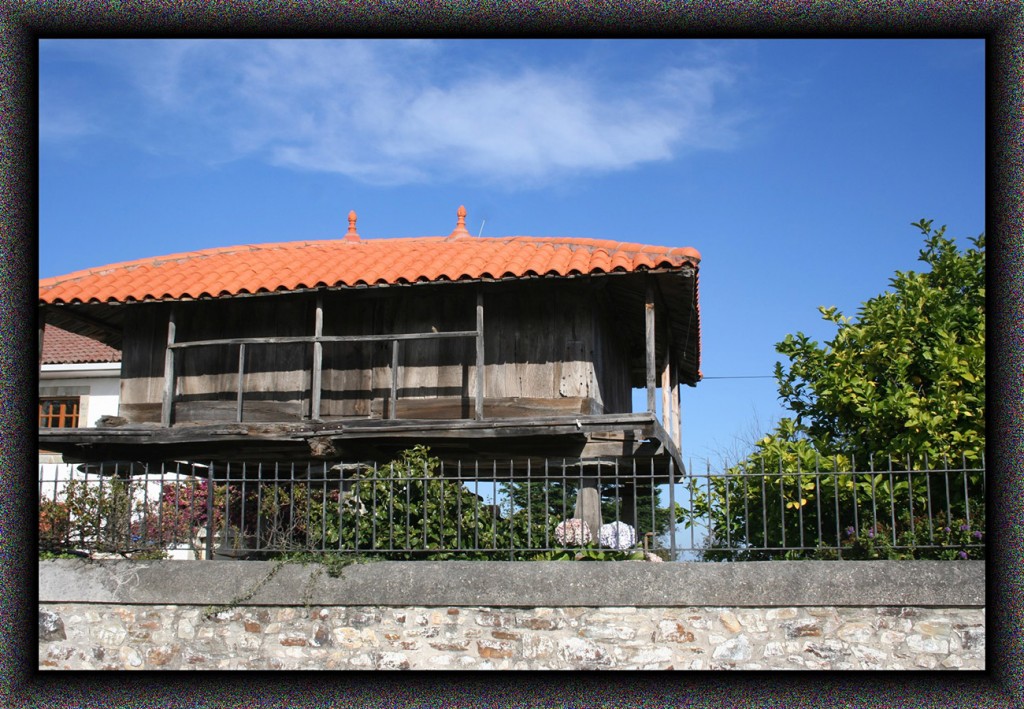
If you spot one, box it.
[476,290,484,421]
[390,339,399,420]
[236,343,246,423]
[311,292,323,420]
[160,308,176,427]
[167,330,478,350]
[645,280,656,414]
[670,361,680,448]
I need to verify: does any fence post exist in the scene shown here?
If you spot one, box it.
[668,457,677,561]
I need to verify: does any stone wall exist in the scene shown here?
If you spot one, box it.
[38,559,985,670]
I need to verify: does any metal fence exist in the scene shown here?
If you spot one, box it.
[38,453,985,562]
[683,453,985,561]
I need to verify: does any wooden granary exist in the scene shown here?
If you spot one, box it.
[39,207,701,474]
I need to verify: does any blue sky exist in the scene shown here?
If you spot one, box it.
[38,39,985,465]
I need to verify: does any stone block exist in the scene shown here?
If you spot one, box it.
[580,624,637,641]
[656,620,695,643]
[429,640,470,652]
[477,639,515,659]
[475,612,515,628]
[145,645,179,668]
[518,616,565,631]
[712,635,752,662]
[39,610,66,642]
[718,611,741,633]
[558,637,610,666]
[92,619,127,646]
[373,651,410,670]
[836,622,874,644]
[906,634,949,654]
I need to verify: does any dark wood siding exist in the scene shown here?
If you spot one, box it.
[116,279,633,425]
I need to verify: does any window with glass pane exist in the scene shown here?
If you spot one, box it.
[39,397,80,428]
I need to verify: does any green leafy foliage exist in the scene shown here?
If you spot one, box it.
[263,445,530,559]
[693,220,985,560]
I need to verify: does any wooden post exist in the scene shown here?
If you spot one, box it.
[574,475,603,543]
[390,339,399,420]
[161,308,177,428]
[645,281,656,414]
[311,292,323,420]
[670,360,681,448]
[475,290,484,421]
[235,343,246,423]
[38,318,46,368]
[661,344,671,432]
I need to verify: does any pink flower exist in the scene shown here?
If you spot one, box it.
[554,518,592,546]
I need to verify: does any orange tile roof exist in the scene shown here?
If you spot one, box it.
[39,211,700,305]
[41,325,121,364]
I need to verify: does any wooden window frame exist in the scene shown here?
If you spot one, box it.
[38,396,81,429]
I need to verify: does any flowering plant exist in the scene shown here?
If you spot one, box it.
[598,521,637,550]
[554,518,591,546]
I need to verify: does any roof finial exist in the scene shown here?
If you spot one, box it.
[448,205,471,239]
[344,210,361,241]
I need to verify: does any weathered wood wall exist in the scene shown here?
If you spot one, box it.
[117,280,633,425]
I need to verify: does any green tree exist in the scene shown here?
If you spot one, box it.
[691,220,985,560]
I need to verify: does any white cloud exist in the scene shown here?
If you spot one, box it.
[41,40,742,186]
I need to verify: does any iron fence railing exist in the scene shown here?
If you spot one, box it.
[37,453,985,562]
[684,452,985,561]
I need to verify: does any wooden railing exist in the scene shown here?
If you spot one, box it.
[161,292,485,426]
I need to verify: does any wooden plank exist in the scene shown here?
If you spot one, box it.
[39,412,667,448]
[476,290,484,421]
[117,402,162,423]
[645,280,656,414]
[236,343,246,423]
[311,292,323,420]
[176,400,305,423]
[160,309,176,427]
[395,396,597,420]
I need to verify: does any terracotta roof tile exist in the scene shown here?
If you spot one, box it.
[40,234,700,306]
[41,325,121,364]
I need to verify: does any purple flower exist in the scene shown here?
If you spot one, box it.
[598,521,637,550]
[867,529,875,538]
[845,526,856,538]
[943,527,951,534]
[958,551,969,560]
[972,531,983,540]
[959,524,970,532]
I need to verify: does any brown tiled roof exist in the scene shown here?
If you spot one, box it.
[41,325,121,364]
[39,209,700,305]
